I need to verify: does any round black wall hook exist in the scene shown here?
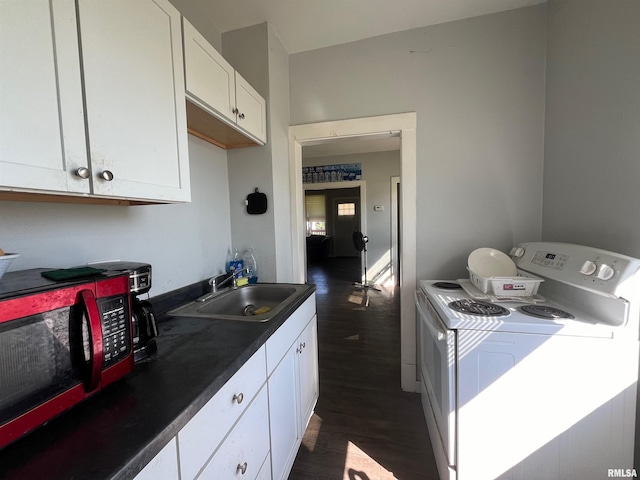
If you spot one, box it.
[246,188,267,214]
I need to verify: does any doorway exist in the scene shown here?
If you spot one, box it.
[289,113,417,392]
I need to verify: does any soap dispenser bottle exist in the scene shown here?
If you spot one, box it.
[243,248,258,283]
[230,248,243,274]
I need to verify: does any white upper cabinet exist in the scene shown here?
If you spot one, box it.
[0,0,190,204]
[183,19,236,124]
[0,0,89,194]
[77,0,190,202]
[182,18,267,146]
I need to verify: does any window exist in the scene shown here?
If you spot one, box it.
[337,202,356,216]
[305,194,326,235]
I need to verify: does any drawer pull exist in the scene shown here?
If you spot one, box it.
[233,392,244,404]
[237,462,248,475]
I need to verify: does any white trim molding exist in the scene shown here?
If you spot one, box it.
[289,112,417,392]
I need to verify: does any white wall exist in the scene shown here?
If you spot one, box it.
[290,5,547,281]
[304,150,400,282]
[0,135,231,296]
[542,0,640,257]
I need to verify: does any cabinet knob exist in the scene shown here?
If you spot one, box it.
[232,107,239,115]
[237,462,248,475]
[233,392,244,404]
[238,112,245,120]
[99,170,114,181]
[75,167,90,179]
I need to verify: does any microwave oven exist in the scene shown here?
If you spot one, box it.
[0,269,134,449]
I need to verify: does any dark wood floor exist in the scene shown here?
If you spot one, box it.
[290,257,439,480]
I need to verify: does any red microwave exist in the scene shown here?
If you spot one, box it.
[0,269,134,449]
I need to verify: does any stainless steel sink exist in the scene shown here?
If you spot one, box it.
[167,283,308,322]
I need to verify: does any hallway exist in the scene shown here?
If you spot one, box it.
[290,257,438,480]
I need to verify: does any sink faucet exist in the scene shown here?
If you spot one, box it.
[215,266,250,290]
[197,267,250,302]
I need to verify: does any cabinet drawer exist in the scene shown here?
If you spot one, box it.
[198,384,270,480]
[266,294,316,375]
[178,345,267,480]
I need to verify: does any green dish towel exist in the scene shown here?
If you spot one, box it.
[41,267,107,281]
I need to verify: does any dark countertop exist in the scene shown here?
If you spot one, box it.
[0,283,316,480]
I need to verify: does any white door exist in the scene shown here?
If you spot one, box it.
[0,0,89,194]
[332,196,360,257]
[268,345,300,480]
[78,0,189,202]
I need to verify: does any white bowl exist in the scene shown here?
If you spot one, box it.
[468,248,516,278]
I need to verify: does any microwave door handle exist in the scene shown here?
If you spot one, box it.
[80,289,103,392]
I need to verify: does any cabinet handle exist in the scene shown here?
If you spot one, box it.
[237,462,248,474]
[99,170,114,182]
[238,112,245,120]
[232,107,239,115]
[233,392,244,404]
[75,167,90,179]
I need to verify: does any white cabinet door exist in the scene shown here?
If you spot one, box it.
[77,0,190,202]
[234,71,267,144]
[0,0,89,194]
[297,317,319,432]
[268,344,301,480]
[183,18,236,124]
[266,311,319,480]
[134,438,179,480]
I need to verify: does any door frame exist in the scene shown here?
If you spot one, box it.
[289,113,417,392]
[391,176,400,287]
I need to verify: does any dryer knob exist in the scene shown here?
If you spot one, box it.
[510,247,525,258]
[596,264,615,281]
[579,260,597,276]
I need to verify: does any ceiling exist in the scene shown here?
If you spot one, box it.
[303,134,401,159]
[193,0,545,54]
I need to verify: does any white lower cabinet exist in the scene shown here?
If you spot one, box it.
[266,295,319,480]
[134,294,318,480]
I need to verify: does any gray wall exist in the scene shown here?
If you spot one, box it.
[304,150,400,281]
[0,136,231,296]
[290,5,547,280]
[223,23,293,282]
[542,0,640,257]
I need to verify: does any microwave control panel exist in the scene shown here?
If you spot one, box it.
[98,295,131,367]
